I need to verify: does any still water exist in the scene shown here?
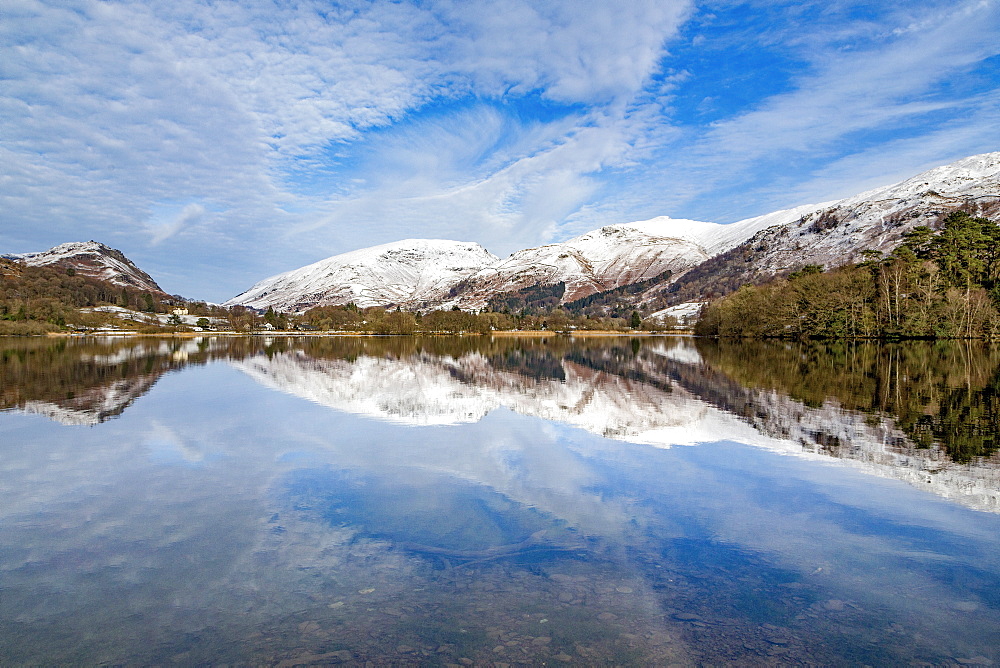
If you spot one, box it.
[1,335,999,666]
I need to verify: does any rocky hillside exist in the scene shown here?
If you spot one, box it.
[225,208,817,314]
[6,241,165,295]
[442,209,817,310]
[649,152,1000,310]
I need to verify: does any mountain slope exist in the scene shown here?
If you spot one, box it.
[225,239,499,312]
[653,152,1000,308]
[225,152,1000,314]
[7,241,165,294]
[226,211,806,313]
[443,212,809,309]
[447,225,709,309]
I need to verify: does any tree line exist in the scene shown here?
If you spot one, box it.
[695,211,1000,339]
[0,258,226,334]
[297,302,660,334]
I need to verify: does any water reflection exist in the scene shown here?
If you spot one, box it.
[0,336,236,424]
[1,336,1000,665]
[697,339,1000,462]
[4,335,1000,511]
[229,336,1000,512]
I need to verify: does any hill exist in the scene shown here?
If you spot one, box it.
[224,153,1000,316]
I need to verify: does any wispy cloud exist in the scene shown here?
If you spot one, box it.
[1,0,693,295]
[780,86,1000,206]
[702,1,997,156]
[291,99,680,256]
[434,0,691,103]
[645,0,1000,219]
[148,203,206,245]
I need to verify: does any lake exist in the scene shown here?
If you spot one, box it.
[1,335,999,666]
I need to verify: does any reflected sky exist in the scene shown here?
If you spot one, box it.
[1,337,1000,665]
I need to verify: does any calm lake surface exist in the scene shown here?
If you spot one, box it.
[2,335,1000,666]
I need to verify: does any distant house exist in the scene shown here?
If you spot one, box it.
[171,308,189,316]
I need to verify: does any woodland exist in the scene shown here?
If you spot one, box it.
[695,211,1000,339]
[0,258,226,334]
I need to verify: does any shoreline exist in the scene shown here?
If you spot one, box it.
[38,329,693,338]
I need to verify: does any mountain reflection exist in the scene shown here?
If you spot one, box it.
[3,335,999,510]
[0,337,239,424]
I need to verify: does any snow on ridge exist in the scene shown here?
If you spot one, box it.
[728,152,1000,280]
[226,239,499,311]
[616,203,836,257]
[15,241,120,267]
[21,240,108,260]
[11,240,163,293]
[839,151,1000,208]
[226,210,823,312]
[440,211,799,308]
[443,227,715,308]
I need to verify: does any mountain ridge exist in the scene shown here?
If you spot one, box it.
[225,151,1000,315]
[224,238,500,312]
[650,152,1000,311]
[7,152,998,318]
[4,241,166,295]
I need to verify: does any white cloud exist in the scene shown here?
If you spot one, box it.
[0,1,277,248]
[435,0,692,103]
[148,203,206,245]
[288,99,680,257]
[780,87,1000,206]
[593,0,1000,226]
[0,0,692,297]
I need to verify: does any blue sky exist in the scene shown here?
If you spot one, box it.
[2,0,998,301]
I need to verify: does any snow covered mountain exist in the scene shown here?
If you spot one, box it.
[226,209,817,313]
[443,204,825,309]
[224,239,499,312]
[657,152,1000,308]
[6,241,165,294]
[226,152,1000,314]
[765,152,1000,262]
